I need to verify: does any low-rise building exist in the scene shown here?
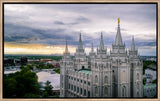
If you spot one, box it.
[145,68,156,83]
[21,56,28,65]
[143,84,157,97]
[4,58,14,66]
[28,59,40,63]
[40,59,52,62]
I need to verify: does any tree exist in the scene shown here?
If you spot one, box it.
[42,81,53,97]
[152,79,157,84]
[26,64,33,70]
[143,78,146,85]
[4,77,17,98]
[24,93,40,98]
[54,68,60,74]
[143,61,157,74]
[4,67,40,98]
[47,64,53,69]
[42,91,48,98]
[20,65,24,69]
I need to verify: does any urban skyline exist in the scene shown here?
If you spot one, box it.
[4,4,156,56]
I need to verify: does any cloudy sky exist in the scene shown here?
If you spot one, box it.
[4,4,156,56]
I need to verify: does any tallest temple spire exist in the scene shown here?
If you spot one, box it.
[99,32,104,50]
[65,40,68,53]
[78,33,83,50]
[115,18,123,46]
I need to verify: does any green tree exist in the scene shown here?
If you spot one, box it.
[54,68,60,74]
[47,64,53,69]
[4,67,40,98]
[20,65,24,69]
[152,79,157,84]
[24,93,40,98]
[143,61,157,74]
[4,77,17,98]
[42,91,49,98]
[42,81,53,97]
[26,64,33,70]
[143,78,146,85]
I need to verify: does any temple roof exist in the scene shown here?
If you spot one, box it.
[78,69,91,75]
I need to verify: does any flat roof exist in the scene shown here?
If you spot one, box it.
[78,69,92,75]
[36,71,60,90]
[144,84,156,88]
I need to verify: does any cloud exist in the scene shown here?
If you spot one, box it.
[54,21,65,25]
[4,4,156,56]
[76,16,90,23]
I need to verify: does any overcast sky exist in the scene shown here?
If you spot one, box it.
[4,4,157,56]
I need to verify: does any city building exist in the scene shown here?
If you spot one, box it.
[14,59,21,65]
[40,59,53,62]
[20,56,28,65]
[46,60,60,68]
[60,19,143,97]
[145,68,156,83]
[28,59,40,63]
[143,84,157,97]
[4,58,14,66]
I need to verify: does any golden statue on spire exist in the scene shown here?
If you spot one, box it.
[118,18,120,24]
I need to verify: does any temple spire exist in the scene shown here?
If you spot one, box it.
[91,41,94,52]
[65,40,68,53]
[78,33,83,49]
[115,18,123,46]
[99,32,104,50]
[131,36,135,51]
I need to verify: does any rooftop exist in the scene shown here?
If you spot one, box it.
[144,84,156,88]
[36,71,60,90]
[78,69,92,75]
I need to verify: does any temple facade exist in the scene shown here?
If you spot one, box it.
[60,19,143,98]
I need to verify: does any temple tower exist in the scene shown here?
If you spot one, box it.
[129,36,143,97]
[110,18,131,97]
[60,40,73,97]
[74,33,88,70]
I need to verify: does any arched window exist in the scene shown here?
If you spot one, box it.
[137,73,139,80]
[95,87,98,96]
[122,86,126,97]
[95,75,98,83]
[104,76,108,84]
[104,87,108,97]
